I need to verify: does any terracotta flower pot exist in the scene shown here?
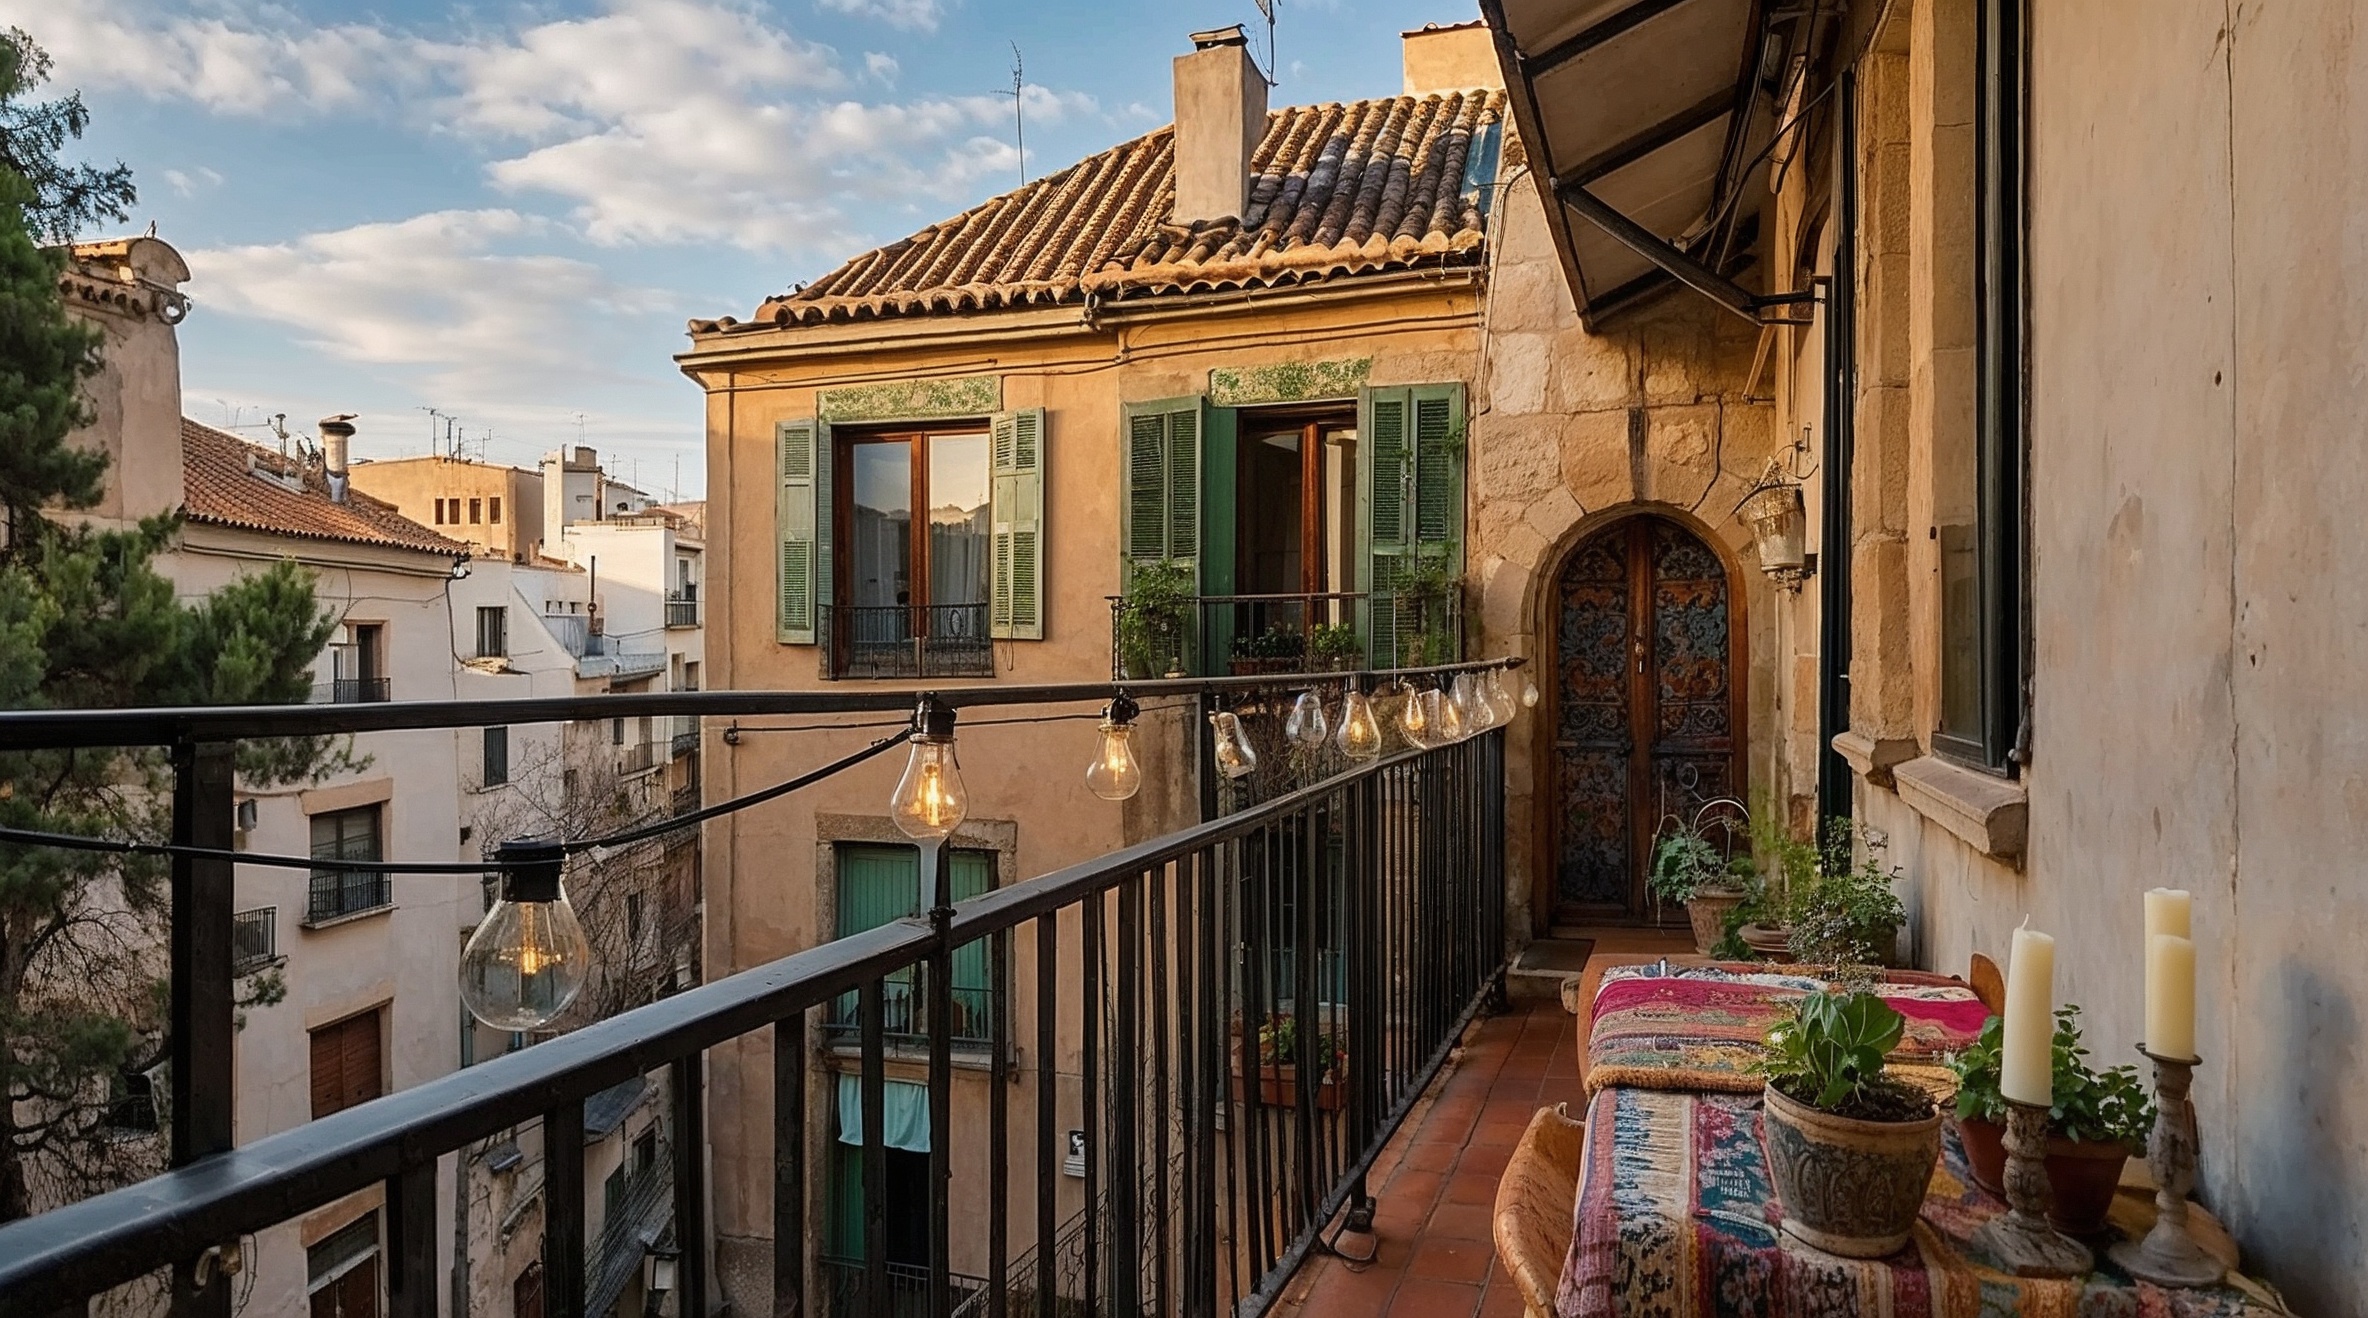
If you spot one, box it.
[1762,1082,1943,1258]
[1684,889,1746,956]
[1954,1116,2133,1236]
[1739,922,1792,959]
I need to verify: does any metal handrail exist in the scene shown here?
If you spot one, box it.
[0,713,1508,1315]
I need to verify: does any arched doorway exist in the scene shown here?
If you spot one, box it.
[1543,513,1747,927]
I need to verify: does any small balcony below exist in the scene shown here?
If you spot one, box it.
[313,676,391,704]
[618,739,660,778]
[1108,591,1464,680]
[665,595,700,629]
[819,602,993,680]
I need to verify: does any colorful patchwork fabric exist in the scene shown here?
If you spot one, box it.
[1555,1088,2286,1318]
[1586,965,1993,1098]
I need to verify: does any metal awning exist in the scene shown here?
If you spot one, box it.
[1481,0,1837,326]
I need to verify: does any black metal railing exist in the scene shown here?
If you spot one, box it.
[1109,591,1464,679]
[824,970,996,1050]
[824,1258,988,1318]
[0,665,1511,1318]
[314,676,391,704]
[308,857,391,923]
[618,740,659,777]
[665,598,700,629]
[821,602,994,680]
[230,906,276,972]
[671,716,700,760]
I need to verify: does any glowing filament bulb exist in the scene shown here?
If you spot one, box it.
[1086,717,1142,801]
[1210,711,1258,779]
[1285,691,1329,749]
[1451,672,1488,731]
[461,840,590,1031]
[1335,691,1384,761]
[1487,668,1519,723]
[891,705,968,840]
[1397,685,1433,749]
[1436,683,1467,742]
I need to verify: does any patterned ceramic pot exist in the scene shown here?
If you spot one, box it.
[1684,889,1746,956]
[1762,1082,1943,1258]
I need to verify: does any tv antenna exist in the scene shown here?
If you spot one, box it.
[992,43,1027,186]
[1255,0,1278,87]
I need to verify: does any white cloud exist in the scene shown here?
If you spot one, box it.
[864,51,900,84]
[162,166,225,197]
[16,0,1095,260]
[185,210,680,402]
[816,0,947,34]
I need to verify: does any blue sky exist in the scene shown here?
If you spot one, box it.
[19,0,1482,495]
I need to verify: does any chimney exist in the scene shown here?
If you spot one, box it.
[319,414,356,504]
[1171,26,1267,226]
[1401,21,1504,95]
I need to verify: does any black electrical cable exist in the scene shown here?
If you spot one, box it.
[0,731,907,875]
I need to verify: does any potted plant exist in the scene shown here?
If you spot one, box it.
[1117,560,1194,678]
[1733,800,1817,957]
[1228,625,1307,676]
[1760,989,1943,1257]
[1230,1014,1347,1111]
[1308,622,1362,671]
[1947,1005,2155,1235]
[1784,825,1907,968]
[1647,799,1755,956]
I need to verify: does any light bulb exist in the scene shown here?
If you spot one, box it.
[1436,683,1467,742]
[891,703,968,839]
[1085,718,1142,801]
[1285,691,1329,749]
[1210,711,1258,779]
[462,840,590,1031]
[1451,672,1488,731]
[1397,685,1433,749]
[1335,690,1384,761]
[1522,677,1541,709]
[1487,668,1519,723]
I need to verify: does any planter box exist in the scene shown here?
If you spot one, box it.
[1229,1061,1346,1112]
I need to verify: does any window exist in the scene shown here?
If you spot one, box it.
[476,605,508,658]
[627,892,644,941]
[309,806,388,921]
[512,1263,543,1318]
[828,844,995,1043]
[612,717,626,746]
[308,1211,381,1318]
[469,497,483,524]
[105,1066,159,1134]
[489,496,502,525]
[633,1128,657,1175]
[774,409,1043,650]
[432,498,447,525]
[309,1008,383,1119]
[603,1164,625,1223]
[328,623,387,702]
[1937,0,2029,771]
[483,726,509,787]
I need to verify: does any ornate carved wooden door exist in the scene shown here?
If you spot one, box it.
[1549,517,1743,925]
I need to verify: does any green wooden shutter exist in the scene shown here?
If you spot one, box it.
[991,408,1047,640]
[1357,384,1465,666]
[776,419,819,643]
[1119,398,1204,580]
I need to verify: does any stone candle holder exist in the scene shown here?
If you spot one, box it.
[1974,1098,2094,1276]
[2108,1047,2225,1287]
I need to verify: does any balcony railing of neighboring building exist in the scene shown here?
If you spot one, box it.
[1108,590,1465,680]
[665,596,701,629]
[822,1258,988,1318]
[545,612,590,657]
[819,602,994,680]
[587,1149,673,1318]
[313,676,392,704]
[0,667,1511,1318]
[231,907,277,973]
[618,740,660,778]
[670,715,700,761]
[306,859,391,924]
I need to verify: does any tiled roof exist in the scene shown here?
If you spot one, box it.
[180,419,468,557]
[699,89,1506,332]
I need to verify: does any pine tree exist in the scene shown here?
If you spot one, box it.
[0,31,340,1222]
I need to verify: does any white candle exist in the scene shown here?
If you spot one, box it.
[2144,888,2191,1029]
[2147,933,2197,1061]
[2000,921,2056,1107]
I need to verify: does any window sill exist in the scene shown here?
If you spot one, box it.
[825,1039,1004,1074]
[302,904,395,931]
[1831,730,1921,790]
[1890,755,2027,863]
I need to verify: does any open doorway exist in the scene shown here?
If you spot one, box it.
[1230,406,1357,649]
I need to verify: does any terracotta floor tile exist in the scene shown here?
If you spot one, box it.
[1403,1141,1461,1173]
[1389,1279,1484,1317]
[1441,1170,1500,1206]
[1424,1200,1495,1241]
[1477,1280,1531,1316]
[1407,1237,1494,1284]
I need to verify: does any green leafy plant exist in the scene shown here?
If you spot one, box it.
[1398,555,1463,665]
[1308,622,1361,667]
[1646,799,1754,906]
[1117,559,1195,677]
[1948,1006,2156,1146]
[1254,1015,1347,1080]
[1785,830,1907,968]
[1763,990,1933,1122]
[1231,624,1307,662]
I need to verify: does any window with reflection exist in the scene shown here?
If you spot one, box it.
[837,428,991,663]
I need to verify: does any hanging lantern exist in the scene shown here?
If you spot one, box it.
[890,699,968,839]
[1284,690,1330,749]
[1486,667,1519,724]
[461,839,590,1031]
[1335,688,1384,761]
[1522,677,1541,710]
[1210,710,1258,779]
[1435,682,1467,742]
[1396,683,1434,749]
[1743,483,1809,589]
[1084,694,1143,802]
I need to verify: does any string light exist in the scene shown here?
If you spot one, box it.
[1335,685,1384,761]
[1451,672,1489,732]
[1435,679,1467,742]
[460,838,590,1031]
[890,698,968,840]
[1285,690,1329,749]
[1486,667,1519,724]
[1210,710,1258,779]
[1522,677,1541,709]
[1397,681,1434,749]
[1085,693,1143,802]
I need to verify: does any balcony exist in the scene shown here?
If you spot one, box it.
[313,676,391,703]
[820,602,993,680]
[665,596,700,629]
[0,673,1510,1318]
[1109,591,1463,680]
[670,715,700,760]
[618,739,660,777]
[230,906,278,973]
[305,866,391,924]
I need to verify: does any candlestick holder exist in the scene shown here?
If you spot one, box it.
[1974,1098,2094,1277]
[2108,1047,2225,1287]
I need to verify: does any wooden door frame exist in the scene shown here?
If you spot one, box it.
[1530,505,1750,934]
